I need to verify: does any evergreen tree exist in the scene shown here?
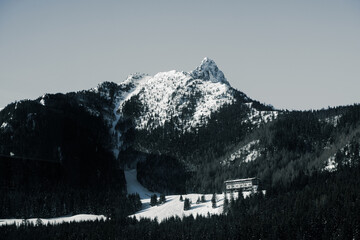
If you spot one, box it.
[230,191,235,207]
[211,193,217,208]
[180,195,183,201]
[223,193,229,213]
[201,194,206,203]
[196,196,200,204]
[36,218,43,226]
[160,194,166,204]
[150,194,158,206]
[184,198,191,211]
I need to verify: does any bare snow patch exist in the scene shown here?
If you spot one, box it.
[324,115,342,127]
[223,140,262,165]
[324,156,337,172]
[1,122,9,129]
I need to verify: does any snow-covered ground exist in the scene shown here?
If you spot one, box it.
[0,214,106,227]
[125,169,254,222]
[130,193,236,222]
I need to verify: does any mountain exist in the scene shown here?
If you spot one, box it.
[1,58,360,239]
[0,58,360,219]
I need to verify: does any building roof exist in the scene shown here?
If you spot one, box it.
[224,177,258,183]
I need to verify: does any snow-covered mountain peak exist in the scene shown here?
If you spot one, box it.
[108,60,235,132]
[190,57,228,85]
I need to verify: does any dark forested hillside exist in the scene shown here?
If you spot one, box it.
[2,164,359,240]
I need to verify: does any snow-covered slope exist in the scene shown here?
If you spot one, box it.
[130,193,227,222]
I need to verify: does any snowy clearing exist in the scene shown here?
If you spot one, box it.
[130,193,238,222]
[125,169,255,222]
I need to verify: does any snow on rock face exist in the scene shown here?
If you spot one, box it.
[190,57,229,85]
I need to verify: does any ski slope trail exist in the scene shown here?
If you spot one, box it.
[125,169,159,199]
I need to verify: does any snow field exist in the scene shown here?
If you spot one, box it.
[125,169,254,222]
[130,192,246,223]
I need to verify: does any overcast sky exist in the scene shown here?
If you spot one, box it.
[0,0,359,110]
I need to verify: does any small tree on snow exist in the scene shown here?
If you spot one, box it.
[184,198,191,211]
[160,194,166,204]
[36,218,43,226]
[211,193,217,208]
[150,194,158,206]
[201,195,206,203]
[196,196,200,204]
[230,191,235,207]
[180,195,183,201]
[223,193,229,213]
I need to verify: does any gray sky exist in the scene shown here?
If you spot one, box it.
[0,0,359,110]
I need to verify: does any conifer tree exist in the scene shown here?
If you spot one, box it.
[223,193,229,213]
[184,198,191,211]
[211,193,216,208]
[160,194,166,204]
[150,194,158,206]
[230,191,235,207]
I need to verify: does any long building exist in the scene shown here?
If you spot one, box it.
[224,177,259,193]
